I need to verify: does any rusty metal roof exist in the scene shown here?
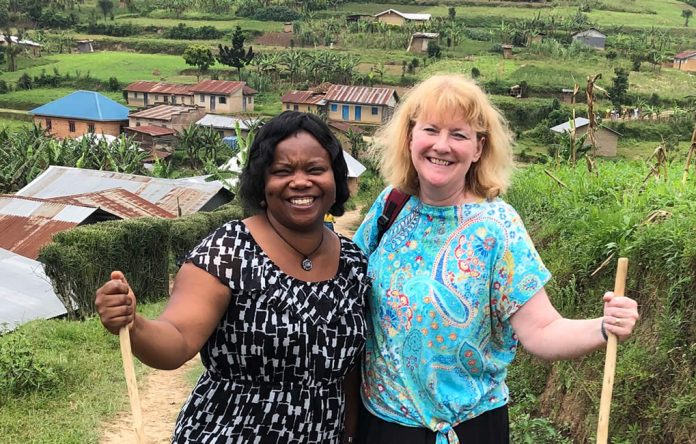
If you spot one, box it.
[125,81,194,95]
[0,195,104,259]
[17,166,232,216]
[191,80,246,95]
[129,105,198,121]
[674,50,696,60]
[125,125,177,136]
[0,248,67,333]
[325,84,396,106]
[46,188,176,219]
[281,90,327,105]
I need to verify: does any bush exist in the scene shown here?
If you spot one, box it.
[251,6,301,21]
[0,80,8,94]
[108,77,120,91]
[76,22,146,37]
[16,73,32,90]
[164,23,225,40]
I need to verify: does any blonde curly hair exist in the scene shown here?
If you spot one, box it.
[375,74,514,199]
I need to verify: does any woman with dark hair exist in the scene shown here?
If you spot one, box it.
[95,111,368,443]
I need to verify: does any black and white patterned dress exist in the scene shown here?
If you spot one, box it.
[172,220,368,444]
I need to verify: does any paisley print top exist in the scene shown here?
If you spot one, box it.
[354,187,550,444]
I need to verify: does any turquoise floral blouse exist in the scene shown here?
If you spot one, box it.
[354,187,551,444]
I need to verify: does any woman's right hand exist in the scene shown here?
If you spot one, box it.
[95,270,137,335]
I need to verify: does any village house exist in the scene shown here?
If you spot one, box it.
[550,117,620,157]
[124,125,177,153]
[76,39,94,52]
[374,9,431,26]
[407,32,439,53]
[124,81,196,107]
[128,104,206,133]
[29,90,129,139]
[190,80,257,113]
[572,28,606,50]
[195,114,261,138]
[0,35,42,57]
[673,50,696,72]
[281,90,327,114]
[17,166,234,216]
[324,84,398,125]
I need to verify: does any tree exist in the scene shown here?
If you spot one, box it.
[97,0,114,21]
[683,9,693,27]
[448,7,456,20]
[183,45,215,81]
[217,26,254,80]
[608,67,629,112]
[2,29,23,72]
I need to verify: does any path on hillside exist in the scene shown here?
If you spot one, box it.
[99,208,365,443]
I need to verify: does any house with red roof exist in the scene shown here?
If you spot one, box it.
[29,90,129,139]
[673,50,696,72]
[324,84,398,125]
[123,81,195,107]
[281,90,327,114]
[190,80,257,113]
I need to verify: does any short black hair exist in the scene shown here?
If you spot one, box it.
[238,111,349,217]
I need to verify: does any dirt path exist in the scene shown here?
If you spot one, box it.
[99,209,364,443]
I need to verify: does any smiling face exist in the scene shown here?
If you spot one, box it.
[409,117,484,206]
[264,131,336,232]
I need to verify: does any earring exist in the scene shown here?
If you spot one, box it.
[260,200,267,208]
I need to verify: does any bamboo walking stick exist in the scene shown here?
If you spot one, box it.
[119,326,146,443]
[596,257,628,444]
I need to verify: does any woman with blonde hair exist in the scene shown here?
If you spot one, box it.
[354,74,639,444]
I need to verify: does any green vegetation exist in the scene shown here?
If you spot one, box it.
[505,161,696,443]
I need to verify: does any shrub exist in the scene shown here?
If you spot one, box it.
[108,76,120,91]
[16,73,32,90]
[0,80,8,94]
[471,67,481,79]
[251,6,301,21]
[164,23,224,40]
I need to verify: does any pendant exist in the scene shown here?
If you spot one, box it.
[301,257,313,271]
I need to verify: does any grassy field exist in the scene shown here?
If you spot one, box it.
[113,16,282,32]
[0,117,32,130]
[0,301,165,443]
[338,0,696,28]
[0,88,124,111]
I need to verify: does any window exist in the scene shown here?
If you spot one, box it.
[163,96,169,103]
[199,94,205,103]
[372,106,379,115]
[134,92,139,98]
[171,96,176,104]
[286,104,291,110]
[68,121,76,132]
[136,121,141,127]
[293,104,299,111]
[331,104,338,112]
[88,123,95,133]
[155,95,159,101]
[219,96,227,104]
[45,119,52,130]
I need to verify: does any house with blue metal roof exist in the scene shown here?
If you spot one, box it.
[29,90,129,139]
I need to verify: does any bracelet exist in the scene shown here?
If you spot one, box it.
[600,318,608,342]
[345,437,354,444]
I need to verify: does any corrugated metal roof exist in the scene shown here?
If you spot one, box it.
[29,90,130,121]
[0,248,67,333]
[242,85,258,95]
[47,189,176,219]
[17,166,231,216]
[0,195,104,259]
[329,121,365,134]
[550,117,590,133]
[125,125,177,136]
[325,84,396,106]
[374,9,431,20]
[196,114,261,131]
[190,80,246,95]
[674,50,696,60]
[412,32,439,38]
[124,81,194,95]
[573,28,606,38]
[281,90,327,105]
[129,105,197,121]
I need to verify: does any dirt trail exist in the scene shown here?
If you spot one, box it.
[99,209,364,443]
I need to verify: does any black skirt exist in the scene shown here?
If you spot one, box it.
[358,402,509,444]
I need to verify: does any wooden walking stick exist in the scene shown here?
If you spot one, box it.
[119,326,146,443]
[596,257,628,444]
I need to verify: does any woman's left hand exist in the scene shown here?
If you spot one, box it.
[602,292,640,342]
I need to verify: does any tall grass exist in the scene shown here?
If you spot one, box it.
[506,161,696,443]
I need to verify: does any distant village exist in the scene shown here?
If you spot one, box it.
[1,7,695,332]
